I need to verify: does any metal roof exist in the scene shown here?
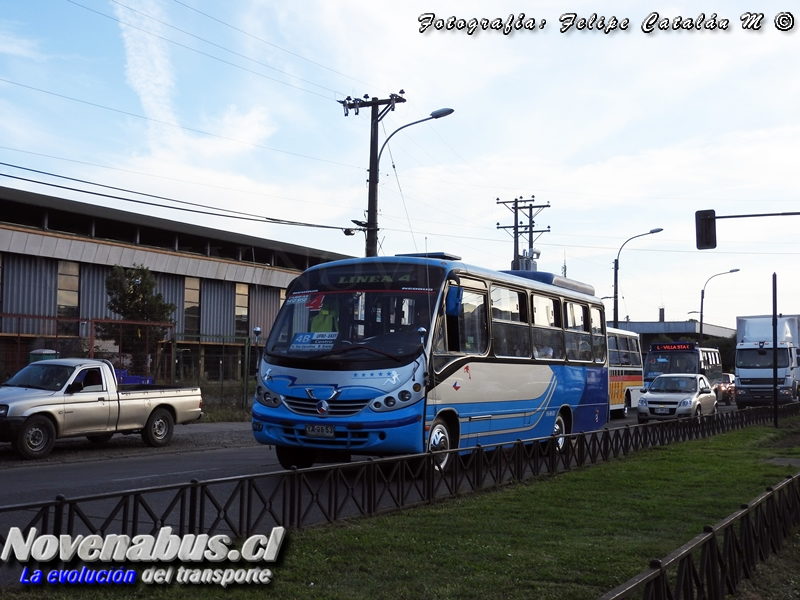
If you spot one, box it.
[0,184,352,262]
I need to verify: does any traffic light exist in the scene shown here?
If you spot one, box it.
[695,209,716,249]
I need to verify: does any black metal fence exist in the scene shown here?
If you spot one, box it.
[600,472,800,599]
[1,405,797,536]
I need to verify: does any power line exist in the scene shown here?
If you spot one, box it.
[3,163,796,258]
[0,77,361,170]
[0,166,352,232]
[1,161,254,218]
[6,146,800,256]
[170,0,378,91]
[106,0,343,96]
[8,8,504,233]
[0,145,363,212]
[0,142,532,235]
[164,0,496,204]
[0,144,513,231]
[68,0,338,100]
[65,2,513,217]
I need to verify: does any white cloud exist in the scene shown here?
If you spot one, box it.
[0,25,41,60]
[193,104,277,157]
[3,0,800,328]
[113,0,177,149]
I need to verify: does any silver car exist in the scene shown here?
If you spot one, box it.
[637,374,718,424]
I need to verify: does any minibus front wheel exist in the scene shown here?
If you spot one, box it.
[427,417,454,471]
[276,445,317,470]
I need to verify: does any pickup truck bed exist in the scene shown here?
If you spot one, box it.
[0,358,203,459]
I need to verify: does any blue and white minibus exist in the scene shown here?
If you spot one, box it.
[251,253,609,469]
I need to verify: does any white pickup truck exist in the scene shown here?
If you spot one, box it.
[0,358,203,459]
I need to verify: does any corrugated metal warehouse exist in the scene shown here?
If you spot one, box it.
[0,185,350,385]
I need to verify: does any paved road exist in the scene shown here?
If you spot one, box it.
[614,398,739,426]
[0,402,741,506]
[0,421,279,505]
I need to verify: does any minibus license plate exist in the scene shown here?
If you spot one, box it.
[306,424,335,438]
[654,407,669,414]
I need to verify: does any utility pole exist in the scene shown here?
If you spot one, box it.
[339,92,407,257]
[496,196,550,269]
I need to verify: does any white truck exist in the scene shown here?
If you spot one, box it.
[734,315,800,409]
[0,358,203,459]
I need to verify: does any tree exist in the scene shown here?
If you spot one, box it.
[703,334,737,373]
[98,264,176,375]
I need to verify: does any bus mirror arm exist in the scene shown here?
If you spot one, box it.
[412,357,430,388]
[417,327,427,345]
[252,326,263,378]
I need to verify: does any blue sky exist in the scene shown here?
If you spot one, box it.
[1,1,799,331]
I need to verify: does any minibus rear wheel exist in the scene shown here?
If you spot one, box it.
[552,413,567,453]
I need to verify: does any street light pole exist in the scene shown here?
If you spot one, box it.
[365,107,454,257]
[699,268,740,343]
[613,228,663,328]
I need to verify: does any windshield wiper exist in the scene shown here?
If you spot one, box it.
[310,344,404,362]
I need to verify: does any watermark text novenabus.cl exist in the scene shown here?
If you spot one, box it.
[2,526,286,587]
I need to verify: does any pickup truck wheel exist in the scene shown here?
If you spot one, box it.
[141,408,174,447]
[87,434,114,444]
[16,416,56,460]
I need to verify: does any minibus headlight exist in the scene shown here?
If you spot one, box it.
[371,390,421,412]
[256,391,282,408]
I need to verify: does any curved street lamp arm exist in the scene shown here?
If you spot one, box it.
[699,268,739,343]
[377,117,433,166]
[612,227,662,328]
[365,107,453,257]
[377,109,454,166]
[616,228,664,262]
[703,268,740,292]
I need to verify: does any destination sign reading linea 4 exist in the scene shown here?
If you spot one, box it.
[650,342,696,352]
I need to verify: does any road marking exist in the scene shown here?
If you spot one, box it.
[111,469,216,482]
